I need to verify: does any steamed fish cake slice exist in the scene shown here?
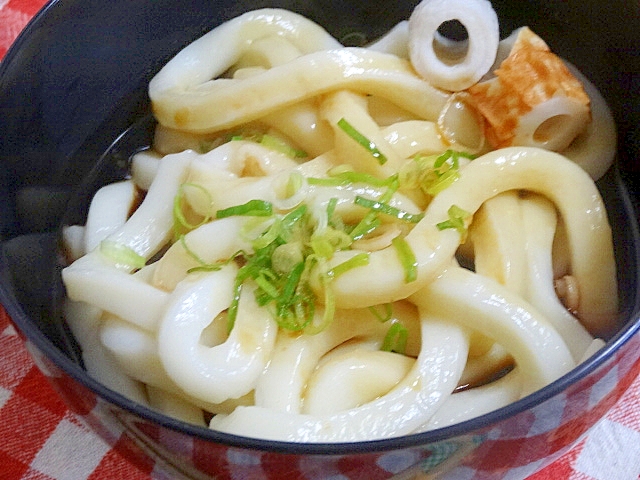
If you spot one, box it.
[467,27,591,151]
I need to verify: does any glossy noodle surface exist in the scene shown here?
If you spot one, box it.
[61,2,618,442]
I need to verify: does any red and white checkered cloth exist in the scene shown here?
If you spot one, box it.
[1,2,640,478]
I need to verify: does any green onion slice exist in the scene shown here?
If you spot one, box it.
[369,303,393,322]
[354,196,424,224]
[436,204,472,242]
[216,199,273,219]
[260,134,308,159]
[173,183,213,236]
[337,117,388,165]
[391,236,418,283]
[99,240,146,269]
[349,212,381,241]
[326,252,370,279]
[381,322,408,354]
[308,170,398,189]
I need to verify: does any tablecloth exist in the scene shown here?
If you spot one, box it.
[2,1,640,479]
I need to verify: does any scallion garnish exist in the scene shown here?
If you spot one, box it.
[355,196,425,224]
[369,303,393,322]
[326,252,370,279]
[99,240,146,269]
[260,134,308,159]
[226,278,244,333]
[337,117,388,165]
[381,322,408,354]
[283,172,305,199]
[401,149,475,197]
[216,199,273,219]
[349,211,381,241]
[173,183,213,237]
[308,171,399,189]
[391,236,418,283]
[436,204,472,242]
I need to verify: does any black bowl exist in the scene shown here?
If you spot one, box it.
[1,0,639,478]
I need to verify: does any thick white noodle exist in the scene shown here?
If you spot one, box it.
[64,300,149,405]
[410,266,574,394]
[146,385,206,426]
[254,307,392,413]
[320,90,403,177]
[417,369,523,431]
[152,216,252,291]
[131,149,162,190]
[194,140,299,176]
[367,21,410,58]
[303,349,414,415]
[470,191,528,296]
[408,0,499,91]
[62,150,195,328]
[61,6,620,442]
[520,195,594,360]
[382,120,447,159]
[84,180,136,253]
[210,318,469,442]
[323,147,617,336]
[158,266,278,404]
[151,48,449,133]
[470,192,595,359]
[260,101,335,158]
[99,150,194,258]
[149,9,341,98]
[61,225,86,261]
[63,253,169,331]
[100,313,170,388]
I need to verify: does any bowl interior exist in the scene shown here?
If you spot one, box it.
[0,0,639,455]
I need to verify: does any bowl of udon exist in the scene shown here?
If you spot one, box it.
[1,0,639,478]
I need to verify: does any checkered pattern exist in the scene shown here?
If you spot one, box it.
[2,2,640,478]
[2,310,640,479]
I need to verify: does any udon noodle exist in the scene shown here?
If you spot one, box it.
[61,0,618,442]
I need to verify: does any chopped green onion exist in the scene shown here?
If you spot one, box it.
[337,117,388,165]
[401,149,474,197]
[304,270,335,335]
[307,176,351,187]
[335,171,397,187]
[99,240,146,269]
[424,169,459,196]
[436,204,472,242]
[381,322,408,354]
[272,243,304,274]
[260,134,308,159]
[226,279,243,333]
[173,183,212,237]
[280,262,305,304]
[354,196,424,224]
[349,212,381,241]
[308,171,398,189]
[326,197,338,222]
[254,273,280,299]
[310,236,335,259]
[281,204,307,233]
[283,172,305,199]
[392,236,418,283]
[369,303,393,322]
[216,199,273,218]
[178,235,207,264]
[327,252,370,279]
[251,219,283,251]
